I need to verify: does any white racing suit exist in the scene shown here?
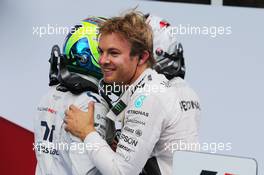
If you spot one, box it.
[34,85,114,175]
[83,68,201,175]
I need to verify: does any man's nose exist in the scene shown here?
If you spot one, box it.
[99,54,110,65]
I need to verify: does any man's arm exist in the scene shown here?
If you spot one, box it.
[65,94,165,175]
[67,94,114,175]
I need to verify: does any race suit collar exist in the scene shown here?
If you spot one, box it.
[128,68,152,90]
[106,68,153,122]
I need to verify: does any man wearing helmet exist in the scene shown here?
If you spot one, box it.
[64,12,200,175]
[141,14,201,174]
[34,17,114,175]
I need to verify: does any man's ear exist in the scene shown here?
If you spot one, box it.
[138,51,150,65]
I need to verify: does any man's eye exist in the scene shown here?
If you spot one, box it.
[111,52,119,57]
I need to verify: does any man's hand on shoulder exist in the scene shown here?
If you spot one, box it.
[64,102,96,141]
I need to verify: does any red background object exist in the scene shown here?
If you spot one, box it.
[0,117,36,175]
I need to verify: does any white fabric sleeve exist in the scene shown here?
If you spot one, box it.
[69,95,110,175]
[84,94,165,175]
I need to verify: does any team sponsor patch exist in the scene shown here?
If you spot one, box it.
[180,100,201,111]
[135,129,142,137]
[134,95,146,108]
[117,144,135,153]
[120,133,138,147]
[96,114,107,122]
[127,110,149,117]
[37,107,57,115]
[35,142,59,155]
[123,126,134,134]
[111,100,127,116]
[125,118,146,126]
[123,126,143,138]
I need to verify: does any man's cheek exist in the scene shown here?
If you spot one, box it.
[111,71,119,81]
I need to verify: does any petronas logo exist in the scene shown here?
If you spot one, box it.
[112,100,127,116]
